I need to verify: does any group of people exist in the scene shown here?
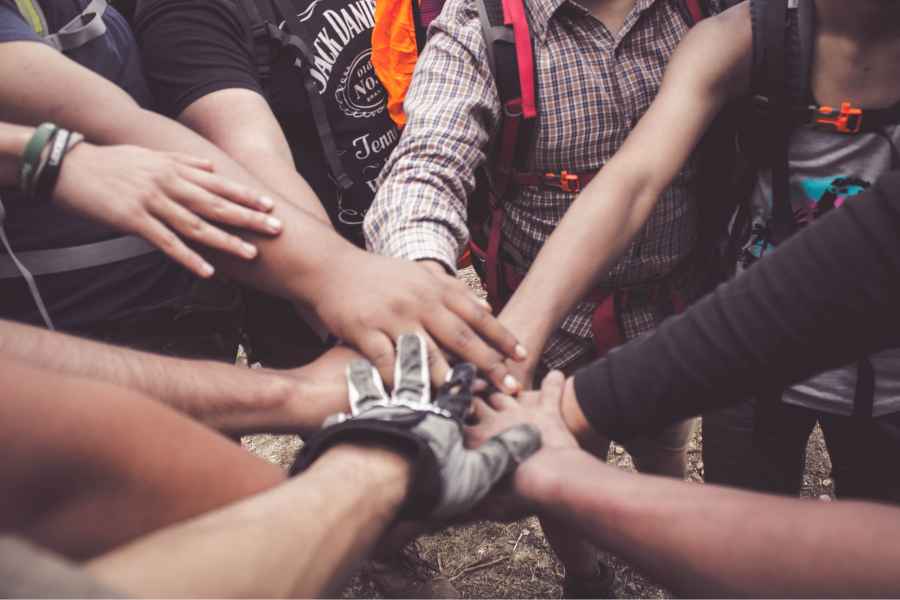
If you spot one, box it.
[2,0,900,597]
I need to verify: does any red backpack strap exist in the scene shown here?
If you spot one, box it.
[472,0,537,309]
[674,0,711,26]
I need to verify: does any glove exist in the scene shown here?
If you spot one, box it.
[290,333,541,519]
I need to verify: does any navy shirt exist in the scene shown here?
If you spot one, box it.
[0,0,191,331]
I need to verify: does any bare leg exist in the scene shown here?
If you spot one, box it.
[0,358,285,559]
[627,418,696,478]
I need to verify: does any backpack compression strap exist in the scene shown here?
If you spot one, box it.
[247,0,354,190]
[16,0,109,52]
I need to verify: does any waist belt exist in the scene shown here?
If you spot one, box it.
[0,235,159,279]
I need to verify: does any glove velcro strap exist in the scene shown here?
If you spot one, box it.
[290,418,442,519]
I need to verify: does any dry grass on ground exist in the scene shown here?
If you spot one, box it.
[242,267,837,599]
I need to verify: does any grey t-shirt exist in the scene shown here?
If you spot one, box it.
[740,124,900,417]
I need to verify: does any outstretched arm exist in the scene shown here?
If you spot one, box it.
[498,4,752,381]
[86,444,411,598]
[468,370,900,598]
[0,318,348,435]
[562,169,900,443]
[531,450,900,598]
[0,39,524,392]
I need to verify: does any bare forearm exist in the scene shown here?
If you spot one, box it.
[179,90,332,223]
[87,444,411,598]
[500,168,658,350]
[90,106,352,304]
[1,43,350,306]
[530,451,900,597]
[0,319,295,431]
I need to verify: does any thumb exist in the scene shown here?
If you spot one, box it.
[432,424,542,519]
[478,424,543,476]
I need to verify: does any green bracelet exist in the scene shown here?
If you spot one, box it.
[20,122,59,195]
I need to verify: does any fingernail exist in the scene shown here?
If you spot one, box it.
[242,242,257,258]
[503,374,520,392]
[515,344,528,360]
[201,263,215,277]
[478,297,491,308]
[259,196,274,210]
[266,216,282,232]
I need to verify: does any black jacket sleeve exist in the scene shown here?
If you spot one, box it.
[133,0,263,118]
[574,171,900,439]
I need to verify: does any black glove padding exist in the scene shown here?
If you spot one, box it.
[290,333,541,519]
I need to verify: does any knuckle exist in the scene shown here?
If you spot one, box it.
[158,230,180,250]
[453,326,475,349]
[186,216,205,235]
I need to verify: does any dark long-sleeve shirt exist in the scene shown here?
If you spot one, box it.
[573,171,900,439]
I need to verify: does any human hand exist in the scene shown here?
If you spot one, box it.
[54,143,282,278]
[465,371,580,519]
[290,333,541,519]
[310,253,528,394]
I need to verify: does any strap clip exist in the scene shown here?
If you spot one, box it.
[814,102,863,134]
[544,170,581,193]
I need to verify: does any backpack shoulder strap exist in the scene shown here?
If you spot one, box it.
[16,0,109,52]
[235,0,280,87]
[674,0,710,26]
[476,0,537,195]
[477,0,536,119]
[749,0,803,243]
[261,0,354,190]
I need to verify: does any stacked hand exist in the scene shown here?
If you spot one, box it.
[55,143,282,278]
[291,333,542,519]
[311,255,528,395]
[463,370,582,522]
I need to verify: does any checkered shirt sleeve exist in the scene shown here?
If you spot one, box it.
[363,0,499,272]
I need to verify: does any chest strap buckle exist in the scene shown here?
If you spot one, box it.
[814,102,863,134]
[544,170,582,193]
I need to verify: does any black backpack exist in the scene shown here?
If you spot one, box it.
[745,0,900,245]
[742,0,900,417]
[238,0,356,191]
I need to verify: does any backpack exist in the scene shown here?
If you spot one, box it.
[468,0,724,312]
[746,0,900,246]
[743,0,900,417]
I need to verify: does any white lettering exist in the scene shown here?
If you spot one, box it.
[323,10,351,44]
[352,128,399,160]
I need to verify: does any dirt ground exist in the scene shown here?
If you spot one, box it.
[241,267,837,599]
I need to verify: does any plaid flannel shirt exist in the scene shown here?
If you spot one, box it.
[365,0,708,370]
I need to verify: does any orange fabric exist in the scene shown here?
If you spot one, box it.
[372,0,419,127]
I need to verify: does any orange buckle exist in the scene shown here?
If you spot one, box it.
[814,102,863,134]
[545,170,581,193]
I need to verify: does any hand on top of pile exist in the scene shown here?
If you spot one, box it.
[55,143,281,278]
[308,256,528,394]
[290,333,542,520]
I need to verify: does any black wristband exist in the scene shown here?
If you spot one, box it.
[32,128,72,204]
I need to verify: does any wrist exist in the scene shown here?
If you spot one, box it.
[513,447,588,507]
[418,258,453,277]
[316,443,413,514]
[298,241,367,313]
